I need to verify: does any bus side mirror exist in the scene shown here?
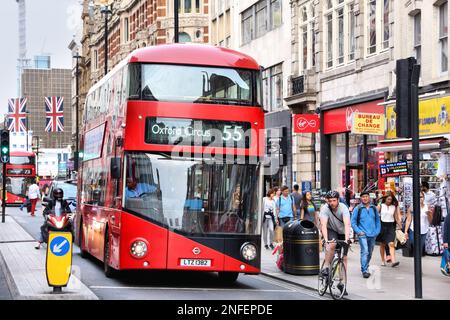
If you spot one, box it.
[92,190,101,203]
[110,158,121,180]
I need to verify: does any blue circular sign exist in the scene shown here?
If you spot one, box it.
[50,236,70,256]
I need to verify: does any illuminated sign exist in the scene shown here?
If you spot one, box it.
[6,168,32,175]
[145,117,251,148]
[379,161,409,177]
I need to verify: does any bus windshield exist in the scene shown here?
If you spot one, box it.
[139,64,258,106]
[9,156,35,165]
[5,177,33,197]
[124,153,261,235]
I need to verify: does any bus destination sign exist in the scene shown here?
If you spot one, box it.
[6,168,32,175]
[379,161,409,178]
[145,117,251,148]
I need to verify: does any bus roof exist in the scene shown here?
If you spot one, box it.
[10,151,35,157]
[128,44,261,70]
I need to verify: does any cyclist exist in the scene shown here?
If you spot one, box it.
[319,190,352,294]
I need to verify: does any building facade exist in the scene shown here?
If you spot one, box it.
[20,59,72,150]
[210,0,293,189]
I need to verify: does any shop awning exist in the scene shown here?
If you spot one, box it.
[372,137,449,153]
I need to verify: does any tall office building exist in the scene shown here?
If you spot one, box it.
[20,56,72,149]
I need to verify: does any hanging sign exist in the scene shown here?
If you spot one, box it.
[351,112,385,135]
[379,161,409,178]
[293,114,320,133]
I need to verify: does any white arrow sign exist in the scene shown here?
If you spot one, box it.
[53,239,68,253]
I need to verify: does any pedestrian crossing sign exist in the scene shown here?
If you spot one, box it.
[46,231,72,288]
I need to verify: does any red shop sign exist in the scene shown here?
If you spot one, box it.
[323,100,384,134]
[293,114,320,133]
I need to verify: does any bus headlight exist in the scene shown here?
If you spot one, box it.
[240,243,257,261]
[130,240,148,258]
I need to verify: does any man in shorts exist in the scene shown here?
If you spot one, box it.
[319,190,352,292]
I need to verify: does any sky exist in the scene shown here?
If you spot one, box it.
[0,0,83,121]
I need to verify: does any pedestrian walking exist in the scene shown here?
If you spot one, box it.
[262,189,277,250]
[404,191,433,255]
[377,194,402,267]
[275,186,296,227]
[422,181,437,208]
[273,186,281,203]
[291,184,302,220]
[351,191,381,278]
[300,191,319,226]
[27,178,40,217]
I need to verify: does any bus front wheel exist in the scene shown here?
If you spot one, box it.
[218,272,239,284]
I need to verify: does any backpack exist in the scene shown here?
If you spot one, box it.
[354,204,378,227]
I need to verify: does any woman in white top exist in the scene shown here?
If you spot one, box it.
[377,195,402,267]
[262,188,277,249]
[405,191,433,256]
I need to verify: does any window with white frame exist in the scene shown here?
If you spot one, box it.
[439,1,448,73]
[262,64,283,112]
[241,7,253,45]
[324,1,357,69]
[414,13,421,65]
[348,3,356,60]
[241,0,282,45]
[123,18,129,43]
[327,14,333,68]
[367,0,377,54]
[300,4,317,71]
[382,0,390,49]
[364,0,390,56]
[256,1,268,38]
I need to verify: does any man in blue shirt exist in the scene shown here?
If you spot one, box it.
[276,186,297,227]
[125,178,157,199]
[351,191,381,278]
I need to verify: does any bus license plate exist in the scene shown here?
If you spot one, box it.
[180,259,211,267]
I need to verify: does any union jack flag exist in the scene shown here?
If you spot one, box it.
[45,96,64,132]
[7,98,28,132]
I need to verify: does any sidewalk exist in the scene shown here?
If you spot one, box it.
[260,242,450,300]
[0,214,98,300]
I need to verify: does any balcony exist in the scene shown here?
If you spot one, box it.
[285,70,317,111]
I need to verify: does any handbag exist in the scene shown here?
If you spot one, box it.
[274,225,283,243]
[440,249,450,276]
[395,229,407,248]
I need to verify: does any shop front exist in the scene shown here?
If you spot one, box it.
[320,98,384,204]
[374,94,450,211]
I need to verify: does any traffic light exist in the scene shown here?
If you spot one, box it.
[395,57,420,138]
[0,130,10,163]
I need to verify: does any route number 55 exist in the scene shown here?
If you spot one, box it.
[223,125,243,142]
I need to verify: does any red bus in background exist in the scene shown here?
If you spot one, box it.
[4,151,36,205]
[75,44,265,282]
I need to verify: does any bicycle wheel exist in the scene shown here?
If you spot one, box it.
[317,259,329,296]
[329,258,347,300]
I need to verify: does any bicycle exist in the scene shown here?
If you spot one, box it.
[318,239,350,300]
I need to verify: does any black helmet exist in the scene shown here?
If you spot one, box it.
[325,190,340,199]
[52,188,64,200]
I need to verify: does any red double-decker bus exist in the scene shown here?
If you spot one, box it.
[4,151,36,205]
[75,44,265,282]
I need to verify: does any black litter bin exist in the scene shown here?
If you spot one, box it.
[283,220,320,275]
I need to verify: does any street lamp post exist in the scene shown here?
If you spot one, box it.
[73,54,82,172]
[101,5,112,75]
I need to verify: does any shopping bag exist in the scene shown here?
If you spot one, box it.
[440,249,450,276]
[274,225,283,243]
